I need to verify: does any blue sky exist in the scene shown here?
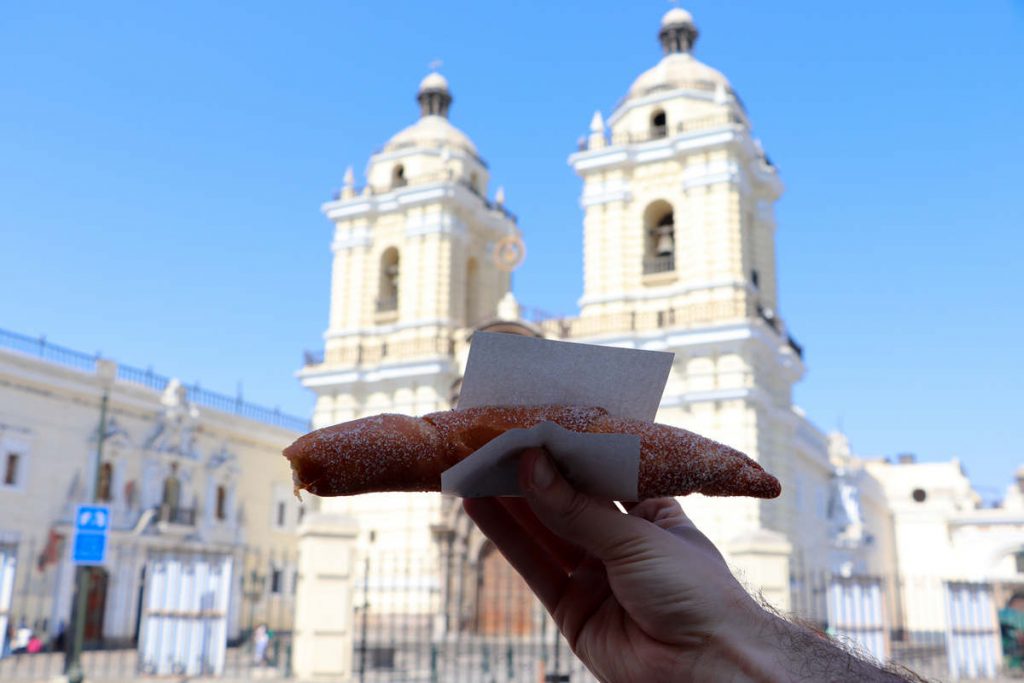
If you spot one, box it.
[2,2,1022,500]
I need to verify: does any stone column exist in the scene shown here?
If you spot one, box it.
[292,513,359,682]
[724,529,793,613]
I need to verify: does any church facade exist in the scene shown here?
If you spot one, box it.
[300,7,838,617]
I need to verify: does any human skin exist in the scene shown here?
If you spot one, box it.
[464,448,922,683]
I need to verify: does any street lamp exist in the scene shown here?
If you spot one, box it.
[64,359,117,683]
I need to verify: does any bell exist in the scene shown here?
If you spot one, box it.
[655,230,674,257]
[385,264,400,289]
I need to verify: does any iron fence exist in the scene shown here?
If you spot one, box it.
[0,535,297,682]
[350,552,594,683]
[5,527,1024,681]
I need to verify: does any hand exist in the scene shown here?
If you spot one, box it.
[465,448,918,683]
[464,448,773,682]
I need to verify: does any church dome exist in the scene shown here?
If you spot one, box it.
[419,71,449,92]
[379,71,479,157]
[661,7,694,27]
[622,7,729,102]
[627,53,729,99]
[383,115,478,156]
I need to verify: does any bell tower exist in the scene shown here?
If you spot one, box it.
[301,72,519,429]
[298,72,521,566]
[565,9,828,560]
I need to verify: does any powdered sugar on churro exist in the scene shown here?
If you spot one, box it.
[284,405,781,501]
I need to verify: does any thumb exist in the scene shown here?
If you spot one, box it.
[519,448,643,562]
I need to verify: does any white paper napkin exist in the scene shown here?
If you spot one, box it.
[441,332,673,500]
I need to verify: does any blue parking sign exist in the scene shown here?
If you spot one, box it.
[73,504,110,565]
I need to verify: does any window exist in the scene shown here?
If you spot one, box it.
[97,462,113,502]
[391,164,407,189]
[270,567,283,594]
[216,485,227,521]
[4,453,19,486]
[377,248,400,313]
[297,505,305,525]
[1015,551,1024,575]
[276,501,286,527]
[912,488,927,503]
[751,269,760,289]
[650,110,667,139]
[465,258,480,326]
[643,201,675,275]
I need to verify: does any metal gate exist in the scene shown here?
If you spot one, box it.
[827,575,888,663]
[945,581,1000,679]
[0,545,15,655]
[137,551,233,676]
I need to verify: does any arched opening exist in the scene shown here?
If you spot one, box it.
[160,463,181,523]
[391,164,407,189]
[83,566,109,643]
[643,201,676,274]
[474,542,534,636]
[468,172,480,195]
[97,461,113,502]
[215,484,227,520]
[650,109,667,139]
[465,258,479,326]
[377,248,399,313]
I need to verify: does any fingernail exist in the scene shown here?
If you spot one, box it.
[532,453,555,490]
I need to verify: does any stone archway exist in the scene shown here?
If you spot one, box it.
[434,496,540,637]
[474,541,534,636]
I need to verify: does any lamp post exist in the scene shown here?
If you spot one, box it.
[243,569,266,654]
[357,530,375,683]
[64,359,117,683]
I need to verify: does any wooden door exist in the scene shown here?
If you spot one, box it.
[475,543,534,636]
[83,567,108,643]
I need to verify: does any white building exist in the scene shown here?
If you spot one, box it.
[856,450,1024,638]
[0,328,305,658]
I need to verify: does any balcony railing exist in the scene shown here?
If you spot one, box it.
[157,505,196,526]
[0,327,310,433]
[643,254,675,275]
[376,296,398,313]
[581,111,744,150]
[333,172,518,224]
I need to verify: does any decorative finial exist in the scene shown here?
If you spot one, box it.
[341,165,356,199]
[588,111,607,150]
[495,186,505,206]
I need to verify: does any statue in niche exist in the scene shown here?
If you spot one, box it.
[828,470,868,550]
[145,379,201,459]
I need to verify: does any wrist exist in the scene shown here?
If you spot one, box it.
[691,600,788,683]
[722,612,790,683]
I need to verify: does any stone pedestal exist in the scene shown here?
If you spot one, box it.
[724,529,793,613]
[292,513,359,682]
